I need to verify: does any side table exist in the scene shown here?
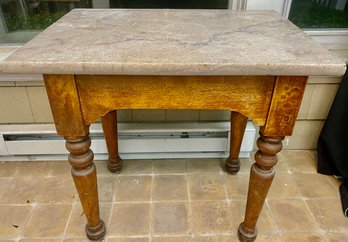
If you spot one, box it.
[1,9,345,242]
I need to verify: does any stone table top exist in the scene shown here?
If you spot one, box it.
[0,9,346,76]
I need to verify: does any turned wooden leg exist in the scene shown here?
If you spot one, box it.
[101,110,123,172]
[65,135,106,241]
[225,111,248,174]
[238,133,284,241]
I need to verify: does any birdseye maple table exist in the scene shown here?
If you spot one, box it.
[1,9,346,241]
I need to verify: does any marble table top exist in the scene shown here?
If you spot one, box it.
[0,9,346,76]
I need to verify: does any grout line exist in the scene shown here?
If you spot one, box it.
[221,174,230,206]
[16,236,64,240]
[264,199,281,237]
[301,195,327,237]
[61,201,75,241]
[185,160,194,239]
[105,174,119,242]
[148,160,155,242]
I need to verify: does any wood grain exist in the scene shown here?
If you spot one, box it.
[261,76,308,137]
[225,111,248,174]
[76,75,275,125]
[44,74,88,137]
[65,135,106,241]
[238,134,284,241]
[101,110,123,172]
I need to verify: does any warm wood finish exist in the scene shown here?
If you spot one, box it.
[44,74,88,137]
[101,110,123,172]
[76,75,275,125]
[5,9,339,242]
[261,76,308,137]
[238,133,284,241]
[42,73,309,241]
[225,112,248,174]
[65,135,106,240]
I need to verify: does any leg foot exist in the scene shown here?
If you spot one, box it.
[225,157,240,174]
[238,133,284,241]
[238,223,257,242]
[85,220,106,241]
[107,155,123,172]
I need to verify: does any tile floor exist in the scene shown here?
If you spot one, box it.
[0,150,347,242]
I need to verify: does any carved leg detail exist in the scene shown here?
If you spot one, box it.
[225,112,248,174]
[65,135,106,241]
[238,133,284,241]
[101,110,123,173]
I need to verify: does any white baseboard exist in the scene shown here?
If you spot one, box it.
[0,122,256,161]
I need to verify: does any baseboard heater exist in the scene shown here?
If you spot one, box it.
[0,122,256,161]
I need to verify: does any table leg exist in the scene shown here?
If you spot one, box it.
[238,133,284,241]
[65,134,106,241]
[225,111,248,174]
[101,110,123,172]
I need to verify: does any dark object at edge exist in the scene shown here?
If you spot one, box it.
[317,65,348,218]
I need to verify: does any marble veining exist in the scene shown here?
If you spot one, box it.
[0,9,346,76]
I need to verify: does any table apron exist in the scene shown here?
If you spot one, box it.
[75,75,276,126]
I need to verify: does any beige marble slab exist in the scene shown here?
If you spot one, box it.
[0,9,346,76]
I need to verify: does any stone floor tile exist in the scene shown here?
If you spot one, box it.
[37,177,76,203]
[189,174,226,201]
[293,173,339,198]
[187,159,222,174]
[63,239,93,242]
[0,205,32,238]
[65,203,112,238]
[230,200,277,234]
[268,199,317,231]
[97,177,116,202]
[20,240,62,242]
[325,232,348,242]
[121,160,153,174]
[154,159,187,174]
[280,150,317,173]
[23,204,72,237]
[191,202,232,234]
[305,198,348,232]
[114,176,152,202]
[193,236,237,242]
[152,175,188,201]
[237,158,253,175]
[224,174,249,200]
[50,161,71,177]
[109,203,150,236]
[274,159,290,173]
[0,177,77,204]
[95,160,113,176]
[108,238,148,242]
[3,153,347,241]
[152,236,192,242]
[0,177,43,204]
[152,203,189,235]
[280,232,326,242]
[268,173,302,199]
[16,161,53,177]
[0,162,18,177]
[256,234,280,242]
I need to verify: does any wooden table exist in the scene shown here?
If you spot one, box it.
[1,9,345,241]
